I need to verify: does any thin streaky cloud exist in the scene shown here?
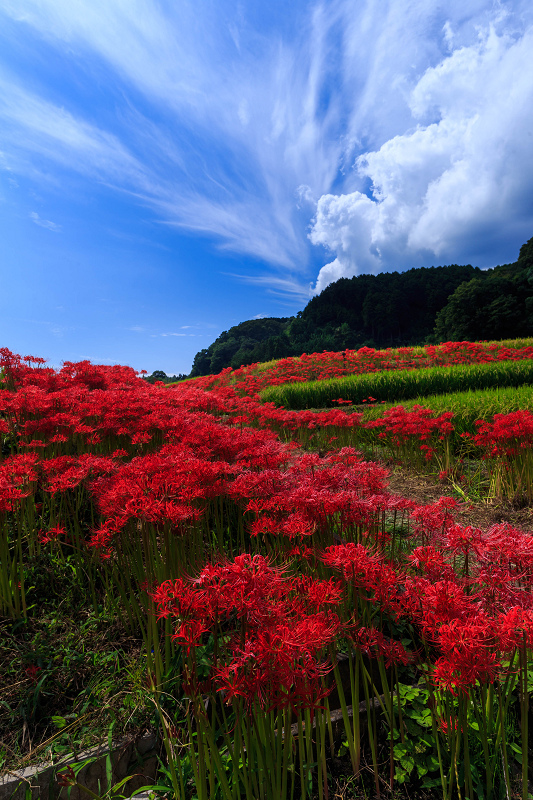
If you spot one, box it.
[0,0,351,270]
[29,211,61,231]
[0,0,532,294]
[224,272,313,303]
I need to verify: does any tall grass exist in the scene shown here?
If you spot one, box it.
[261,359,533,410]
[361,385,533,436]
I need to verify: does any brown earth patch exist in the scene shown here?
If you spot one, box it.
[381,460,533,533]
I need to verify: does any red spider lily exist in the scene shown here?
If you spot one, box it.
[56,766,77,788]
[0,453,39,512]
[193,340,533,396]
[321,542,405,619]
[7,345,533,800]
[41,454,117,493]
[38,524,67,545]
[364,405,453,462]
[152,554,343,712]
[25,664,42,684]
[496,606,533,651]
[466,410,533,458]
[432,646,500,696]
[444,523,485,558]
[400,577,477,639]
[350,626,412,667]
[407,545,456,582]
[408,497,458,542]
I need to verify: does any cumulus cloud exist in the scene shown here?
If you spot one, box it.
[311,23,533,293]
[1,1,532,293]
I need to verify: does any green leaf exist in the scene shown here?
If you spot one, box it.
[393,743,408,758]
[426,754,441,770]
[400,755,415,773]
[422,777,444,789]
[418,736,434,748]
[404,718,423,735]
[509,742,523,764]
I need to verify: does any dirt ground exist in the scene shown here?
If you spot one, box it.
[383,461,533,533]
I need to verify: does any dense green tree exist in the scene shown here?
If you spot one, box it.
[189,348,211,376]
[147,369,168,383]
[143,370,189,384]
[434,239,533,341]
[517,236,533,270]
[188,236,533,375]
[189,318,290,376]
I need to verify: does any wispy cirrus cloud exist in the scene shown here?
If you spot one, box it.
[1,0,532,294]
[223,271,313,303]
[0,0,344,271]
[30,210,61,231]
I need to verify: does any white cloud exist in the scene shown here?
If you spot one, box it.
[1,1,532,292]
[311,23,533,293]
[159,331,199,337]
[224,271,312,302]
[0,75,154,191]
[29,210,61,231]
[0,0,345,269]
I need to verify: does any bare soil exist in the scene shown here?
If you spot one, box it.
[383,460,533,533]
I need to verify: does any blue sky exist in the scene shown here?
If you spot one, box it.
[1,0,533,375]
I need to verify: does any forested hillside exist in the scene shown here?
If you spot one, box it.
[190,317,290,377]
[189,236,533,376]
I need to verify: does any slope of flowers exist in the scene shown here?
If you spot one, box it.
[2,347,533,799]
[166,379,533,503]
[201,339,533,395]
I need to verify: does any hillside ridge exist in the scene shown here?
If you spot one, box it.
[185,235,533,377]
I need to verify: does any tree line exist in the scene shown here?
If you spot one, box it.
[183,235,533,377]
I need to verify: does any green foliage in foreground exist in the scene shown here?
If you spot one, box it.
[261,358,533,410]
[0,546,152,770]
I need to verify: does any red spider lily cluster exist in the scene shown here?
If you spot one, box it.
[2,345,533,798]
[466,409,533,459]
[153,554,342,712]
[364,405,454,462]
[461,410,533,502]
[201,340,533,394]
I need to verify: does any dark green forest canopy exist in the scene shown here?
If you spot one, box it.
[190,317,291,377]
[189,236,533,377]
